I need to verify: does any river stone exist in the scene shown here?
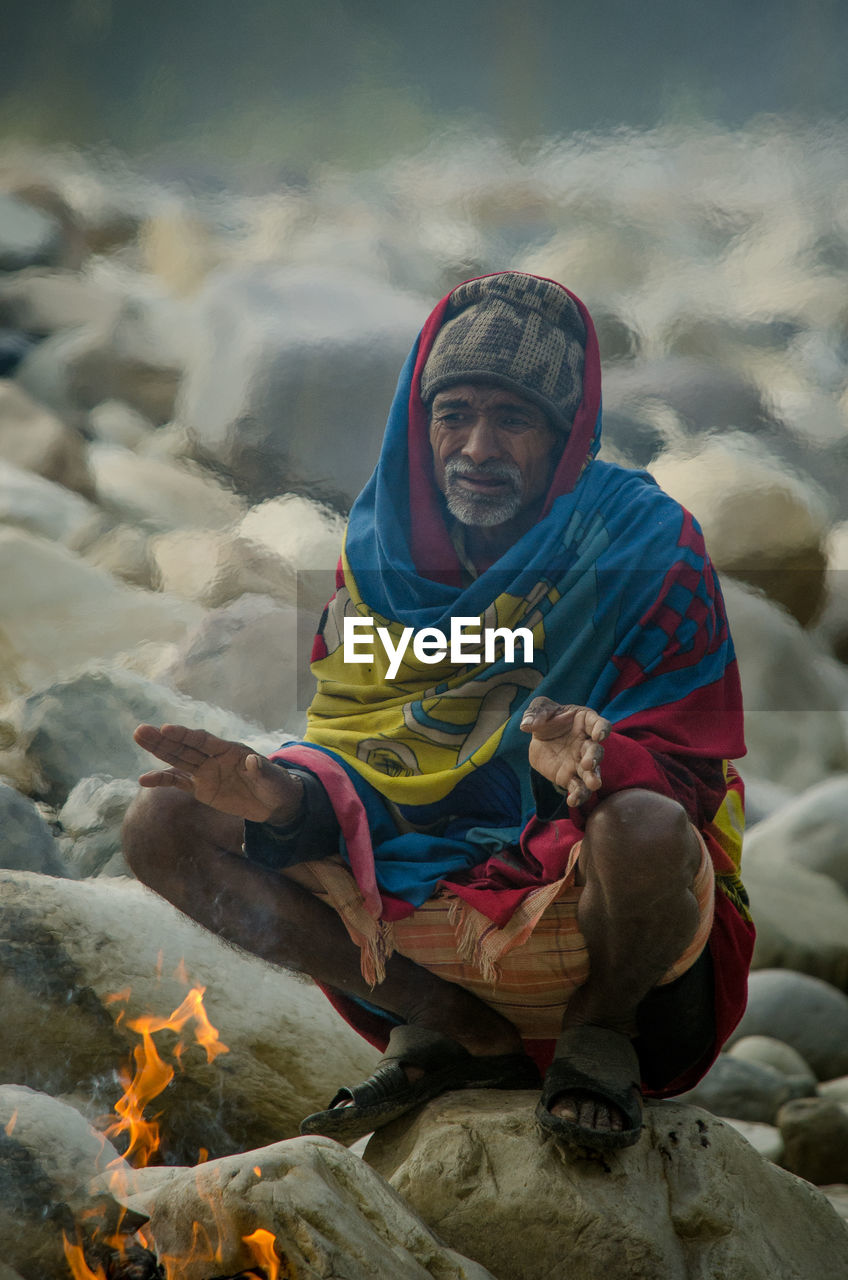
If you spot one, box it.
[151,528,297,608]
[57,775,139,877]
[0,267,119,335]
[0,1084,134,1280]
[0,780,67,875]
[651,435,830,625]
[88,441,245,533]
[161,594,308,733]
[719,1117,784,1164]
[676,1053,809,1124]
[0,870,379,1166]
[88,397,156,448]
[0,528,201,699]
[727,1037,818,1093]
[0,192,64,271]
[365,1093,848,1280]
[778,1097,848,1186]
[727,970,848,1080]
[721,578,848,790]
[0,457,96,542]
[742,774,848,894]
[743,857,848,989]
[120,1138,495,1280]
[8,665,287,804]
[0,377,94,497]
[178,265,428,504]
[820,1077,848,1104]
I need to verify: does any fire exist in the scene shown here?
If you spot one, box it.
[4,1108,17,1137]
[62,1234,107,1280]
[104,982,229,1168]
[243,1228,283,1280]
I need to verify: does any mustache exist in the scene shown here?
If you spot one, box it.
[444,458,522,485]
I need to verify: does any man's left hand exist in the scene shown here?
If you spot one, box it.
[520,698,611,807]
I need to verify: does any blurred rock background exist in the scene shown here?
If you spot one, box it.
[2,4,848,1278]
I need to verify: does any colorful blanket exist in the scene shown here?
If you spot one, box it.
[273,276,754,1089]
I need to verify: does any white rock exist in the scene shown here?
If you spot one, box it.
[0,870,379,1166]
[0,1084,133,1280]
[58,774,139,877]
[178,265,428,503]
[743,857,848,989]
[121,1138,495,1280]
[0,779,67,875]
[88,397,155,448]
[0,192,63,270]
[161,594,310,733]
[239,493,345,570]
[0,457,96,542]
[720,1116,784,1163]
[8,664,286,804]
[0,266,120,333]
[728,1036,818,1092]
[89,441,245,532]
[365,1093,848,1280]
[0,528,201,696]
[0,377,94,496]
[742,774,848,893]
[652,434,831,625]
[722,578,848,790]
[728,970,848,1080]
[151,528,296,607]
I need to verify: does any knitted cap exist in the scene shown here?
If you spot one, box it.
[420,272,587,431]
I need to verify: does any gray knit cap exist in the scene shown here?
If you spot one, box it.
[420,272,587,431]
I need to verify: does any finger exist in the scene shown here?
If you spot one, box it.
[566,776,590,807]
[578,741,605,783]
[586,711,611,742]
[134,723,223,770]
[522,706,581,739]
[138,769,194,791]
[519,696,564,731]
[159,724,242,758]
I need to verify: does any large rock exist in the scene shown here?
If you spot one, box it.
[728,970,848,1080]
[121,1138,495,1280]
[57,774,139,877]
[743,775,848,895]
[743,857,848,989]
[727,1036,818,1094]
[0,457,96,543]
[0,529,201,700]
[0,780,67,875]
[676,1053,811,1124]
[161,594,309,733]
[722,578,848,790]
[88,441,245,533]
[778,1097,848,1187]
[151,528,298,607]
[365,1093,848,1280]
[0,870,379,1165]
[178,266,428,503]
[0,378,94,497]
[0,192,65,271]
[651,436,831,625]
[5,665,286,804]
[0,1085,134,1280]
[0,267,119,335]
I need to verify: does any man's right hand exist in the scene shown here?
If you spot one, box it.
[133,724,304,825]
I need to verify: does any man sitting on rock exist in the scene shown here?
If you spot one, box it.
[124,271,754,1152]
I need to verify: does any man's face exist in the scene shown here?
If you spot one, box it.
[429,382,560,528]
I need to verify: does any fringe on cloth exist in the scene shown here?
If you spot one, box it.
[308,859,395,987]
[445,874,574,984]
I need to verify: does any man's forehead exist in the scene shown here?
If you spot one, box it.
[430,382,541,410]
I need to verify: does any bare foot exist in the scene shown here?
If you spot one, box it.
[549,1092,625,1133]
[133,723,304,824]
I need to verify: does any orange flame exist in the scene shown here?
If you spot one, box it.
[4,1109,17,1137]
[243,1228,282,1280]
[105,982,229,1167]
[62,1234,107,1280]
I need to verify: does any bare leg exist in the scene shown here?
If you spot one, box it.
[122,786,522,1060]
[549,788,703,1131]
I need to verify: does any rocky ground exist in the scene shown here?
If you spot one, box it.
[2,125,848,1277]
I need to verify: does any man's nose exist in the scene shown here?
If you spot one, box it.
[461,418,503,464]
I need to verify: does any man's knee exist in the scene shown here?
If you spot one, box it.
[583,789,700,882]
[122,786,242,887]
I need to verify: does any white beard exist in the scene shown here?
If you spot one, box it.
[442,458,523,527]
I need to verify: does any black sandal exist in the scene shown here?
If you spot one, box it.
[535,1025,644,1151]
[301,1024,542,1143]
